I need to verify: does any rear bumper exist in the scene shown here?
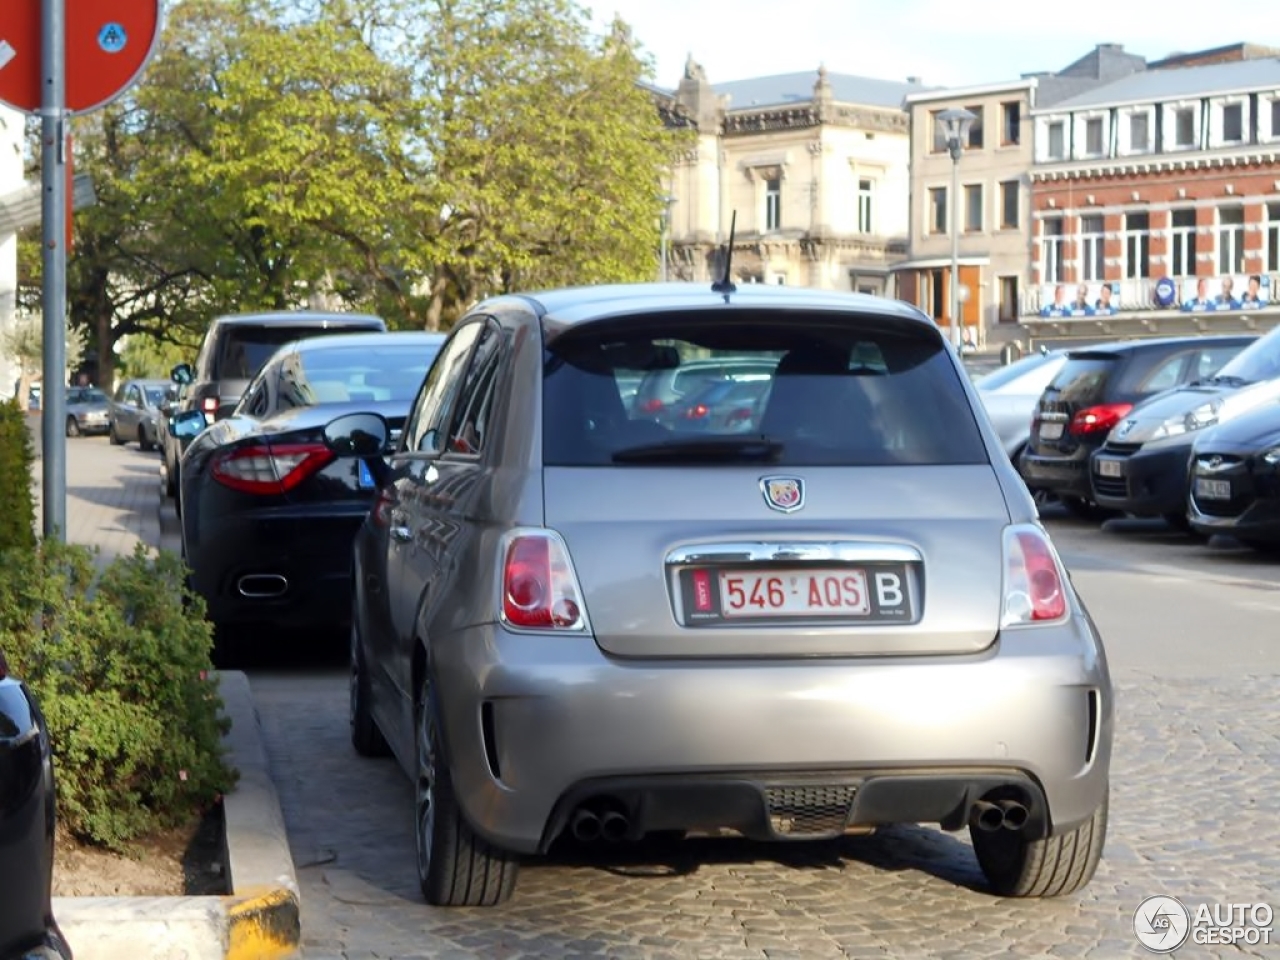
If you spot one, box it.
[185,508,366,630]
[1090,440,1193,516]
[1018,449,1093,500]
[432,615,1113,855]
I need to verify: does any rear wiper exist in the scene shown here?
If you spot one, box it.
[611,437,784,464]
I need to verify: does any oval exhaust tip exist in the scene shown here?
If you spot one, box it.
[237,574,288,598]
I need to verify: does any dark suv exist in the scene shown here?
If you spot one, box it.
[160,311,387,503]
[1019,336,1253,518]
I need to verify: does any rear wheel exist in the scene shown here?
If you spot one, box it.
[138,425,154,452]
[971,788,1108,897]
[415,676,518,906]
[350,619,390,757]
[109,420,124,445]
[65,416,80,438]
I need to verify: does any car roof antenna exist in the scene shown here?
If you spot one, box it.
[711,211,737,297]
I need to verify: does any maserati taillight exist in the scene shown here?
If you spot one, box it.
[500,530,586,631]
[211,443,334,496]
[1001,524,1068,626]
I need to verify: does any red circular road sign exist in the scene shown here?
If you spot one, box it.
[0,0,162,116]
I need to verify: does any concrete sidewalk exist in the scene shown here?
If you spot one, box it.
[33,437,301,960]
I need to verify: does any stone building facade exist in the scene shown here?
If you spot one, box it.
[654,59,930,294]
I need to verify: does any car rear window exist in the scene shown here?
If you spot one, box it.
[1046,354,1118,404]
[542,312,988,467]
[271,344,436,408]
[215,326,357,380]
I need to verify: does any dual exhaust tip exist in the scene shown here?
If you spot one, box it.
[971,798,1030,832]
[569,801,630,843]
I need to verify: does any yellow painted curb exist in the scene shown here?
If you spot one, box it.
[225,886,300,960]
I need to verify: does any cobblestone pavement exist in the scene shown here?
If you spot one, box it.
[59,437,1280,959]
[250,668,1279,960]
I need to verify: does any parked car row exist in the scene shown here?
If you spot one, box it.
[975,325,1280,550]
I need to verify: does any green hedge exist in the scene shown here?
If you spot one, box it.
[0,397,35,554]
[0,540,236,850]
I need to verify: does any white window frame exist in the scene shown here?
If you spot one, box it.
[1043,119,1067,161]
[1122,108,1153,155]
[764,178,782,232]
[1218,206,1245,274]
[999,179,1019,230]
[928,185,947,235]
[1166,102,1200,151]
[1212,97,1248,148]
[1169,208,1197,277]
[857,178,874,233]
[1267,202,1280,273]
[1079,214,1105,281]
[1081,115,1106,158]
[964,182,983,233]
[1122,211,1150,280]
[1268,96,1280,142]
[1041,217,1064,283]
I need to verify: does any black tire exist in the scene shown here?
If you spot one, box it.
[350,620,391,757]
[138,425,154,452]
[65,416,80,438]
[415,677,518,906]
[1061,496,1118,522]
[1238,537,1280,555]
[1162,512,1192,532]
[971,788,1108,898]
[109,421,124,445]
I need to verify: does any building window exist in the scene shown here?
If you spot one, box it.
[998,276,1019,323]
[929,269,945,320]
[965,184,983,232]
[1268,203,1280,272]
[1042,217,1064,283]
[1080,215,1105,281]
[999,180,1019,229]
[1272,100,1280,139]
[857,178,874,233]
[930,110,947,153]
[1085,117,1104,156]
[1170,208,1197,276]
[1222,103,1244,142]
[929,186,947,234]
[1123,212,1150,280]
[1175,108,1196,147]
[966,105,984,149]
[1129,112,1150,152]
[1047,121,1066,160]
[765,178,781,231]
[1218,207,1245,274]
[1001,101,1021,145]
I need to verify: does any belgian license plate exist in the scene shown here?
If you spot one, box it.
[1195,477,1231,500]
[1039,422,1064,440]
[1095,458,1123,478]
[681,566,913,623]
[358,459,375,489]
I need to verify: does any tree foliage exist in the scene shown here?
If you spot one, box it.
[18,0,685,378]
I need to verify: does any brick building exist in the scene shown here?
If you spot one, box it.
[1029,57,1280,317]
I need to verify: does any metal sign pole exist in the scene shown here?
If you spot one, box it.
[40,0,67,541]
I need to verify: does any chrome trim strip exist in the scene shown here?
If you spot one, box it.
[665,541,922,566]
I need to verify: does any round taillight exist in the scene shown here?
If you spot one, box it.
[507,566,545,611]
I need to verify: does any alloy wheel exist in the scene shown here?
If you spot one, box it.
[414,688,437,885]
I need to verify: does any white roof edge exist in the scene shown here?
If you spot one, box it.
[1029,83,1280,116]
[905,78,1037,106]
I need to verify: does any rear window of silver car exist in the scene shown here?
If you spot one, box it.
[542,312,989,467]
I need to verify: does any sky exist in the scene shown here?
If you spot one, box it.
[586,0,1271,89]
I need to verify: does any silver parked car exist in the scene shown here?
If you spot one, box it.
[63,386,111,437]
[973,349,1068,460]
[109,378,174,451]
[332,281,1113,907]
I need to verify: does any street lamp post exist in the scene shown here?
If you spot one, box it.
[659,193,675,281]
[937,107,976,352]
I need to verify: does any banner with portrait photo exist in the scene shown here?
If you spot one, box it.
[1180,275,1271,312]
[1039,282,1121,318]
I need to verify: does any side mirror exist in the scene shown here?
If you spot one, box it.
[323,412,389,457]
[168,409,207,440]
[171,363,194,385]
